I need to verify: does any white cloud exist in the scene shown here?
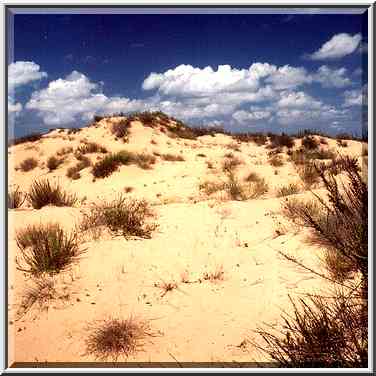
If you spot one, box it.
[343,84,367,107]
[313,65,352,88]
[277,91,323,109]
[8,61,47,91]
[8,101,23,115]
[265,65,312,89]
[26,71,146,125]
[232,109,272,125]
[307,33,361,60]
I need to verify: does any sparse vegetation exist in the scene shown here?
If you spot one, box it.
[77,142,107,154]
[67,155,91,180]
[56,147,73,156]
[222,155,243,173]
[92,151,156,178]
[202,265,225,283]
[277,183,300,197]
[8,186,26,209]
[47,156,64,171]
[302,136,319,150]
[19,157,38,172]
[268,154,284,167]
[337,139,348,148]
[269,133,295,149]
[9,133,42,146]
[297,162,321,188]
[85,317,153,361]
[112,119,131,138]
[160,153,185,162]
[259,158,368,367]
[80,196,156,239]
[28,179,77,209]
[15,223,82,275]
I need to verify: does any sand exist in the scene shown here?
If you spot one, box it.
[7,116,366,366]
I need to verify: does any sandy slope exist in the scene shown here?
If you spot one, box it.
[7,117,366,365]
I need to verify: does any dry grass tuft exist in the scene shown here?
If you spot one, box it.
[85,317,153,361]
[277,183,300,197]
[8,186,26,209]
[202,265,225,283]
[47,156,64,171]
[19,157,38,172]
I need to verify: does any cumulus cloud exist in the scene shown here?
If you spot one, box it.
[26,71,146,125]
[307,33,361,60]
[343,84,367,107]
[232,109,272,125]
[277,91,323,109]
[8,101,23,115]
[313,65,352,88]
[8,61,47,91]
[265,66,312,89]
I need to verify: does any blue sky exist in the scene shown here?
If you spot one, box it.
[8,8,368,137]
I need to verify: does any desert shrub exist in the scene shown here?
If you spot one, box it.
[302,136,319,150]
[245,177,269,199]
[322,155,360,176]
[85,317,153,361]
[112,119,131,138]
[19,157,38,172]
[56,147,73,156]
[269,133,295,149]
[80,196,156,239]
[161,153,185,162]
[47,156,64,171]
[134,111,156,127]
[92,151,155,178]
[202,265,225,282]
[94,115,104,122]
[77,142,107,154]
[28,179,77,209]
[226,142,241,152]
[8,186,26,208]
[252,134,268,146]
[269,155,284,167]
[256,294,367,367]
[337,139,348,148]
[309,148,336,160]
[15,223,82,275]
[9,133,42,146]
[226,173,246,200]
[67,127,81,134]
[258,157,368,367]
[298,162,321,188]
[244,172,261,182]
[199,180,227,196]
[67,157,91,180]
[222,155,243,173]
[277,183,300,197]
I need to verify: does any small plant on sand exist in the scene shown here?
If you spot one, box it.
[277,183,300,197]
[56,146,73,156]
[269,133,295,149]
[297,162,321,188]
[77,142,107,154]
[202,265,225,283]
[85,317,153,361]
[155,280,179,297]
[15,223,82,275]
[80,196,156,239]
[257,156,367,367]
[28,179,77,209]
[268,154,284,167]
[244,172,261,183]
[19,157,38,172]
[67,155,91,180]
[8,186,26,209]
[112,119,131,138]
[302,136,319,150]
[337,139,348,148]
[161,153,185,162]
[222,155,243,173]
[245,177,269,199]
[47,156,64,171]
[199,180,227,196]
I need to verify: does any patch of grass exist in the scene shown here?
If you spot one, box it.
[67,157,91,180]
[155,280,178,297]
[245,177,269,199]
[80,196,157,239]
[302,136,319,150]
[199,180,227,196]
[244,172,261,183]
[85,317,153,361]
[15,223,82,275]
[297,162,321,188]
[56,147,73,156]
[269,155,284,167]
[28,179,77,209]
[337,139,348,148]
[269,133,295,149]
[77,142,107,154]
[8,186,26,209]
[47,156,64,171]
[222,155,243,173]
[92,151,156,178]
[277,183,300,197]
[112,119,131,138]
[160,153,185,162]
[19,157,38,172]
[202,265,225,283]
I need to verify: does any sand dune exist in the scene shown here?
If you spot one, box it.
[7,115,366,365]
